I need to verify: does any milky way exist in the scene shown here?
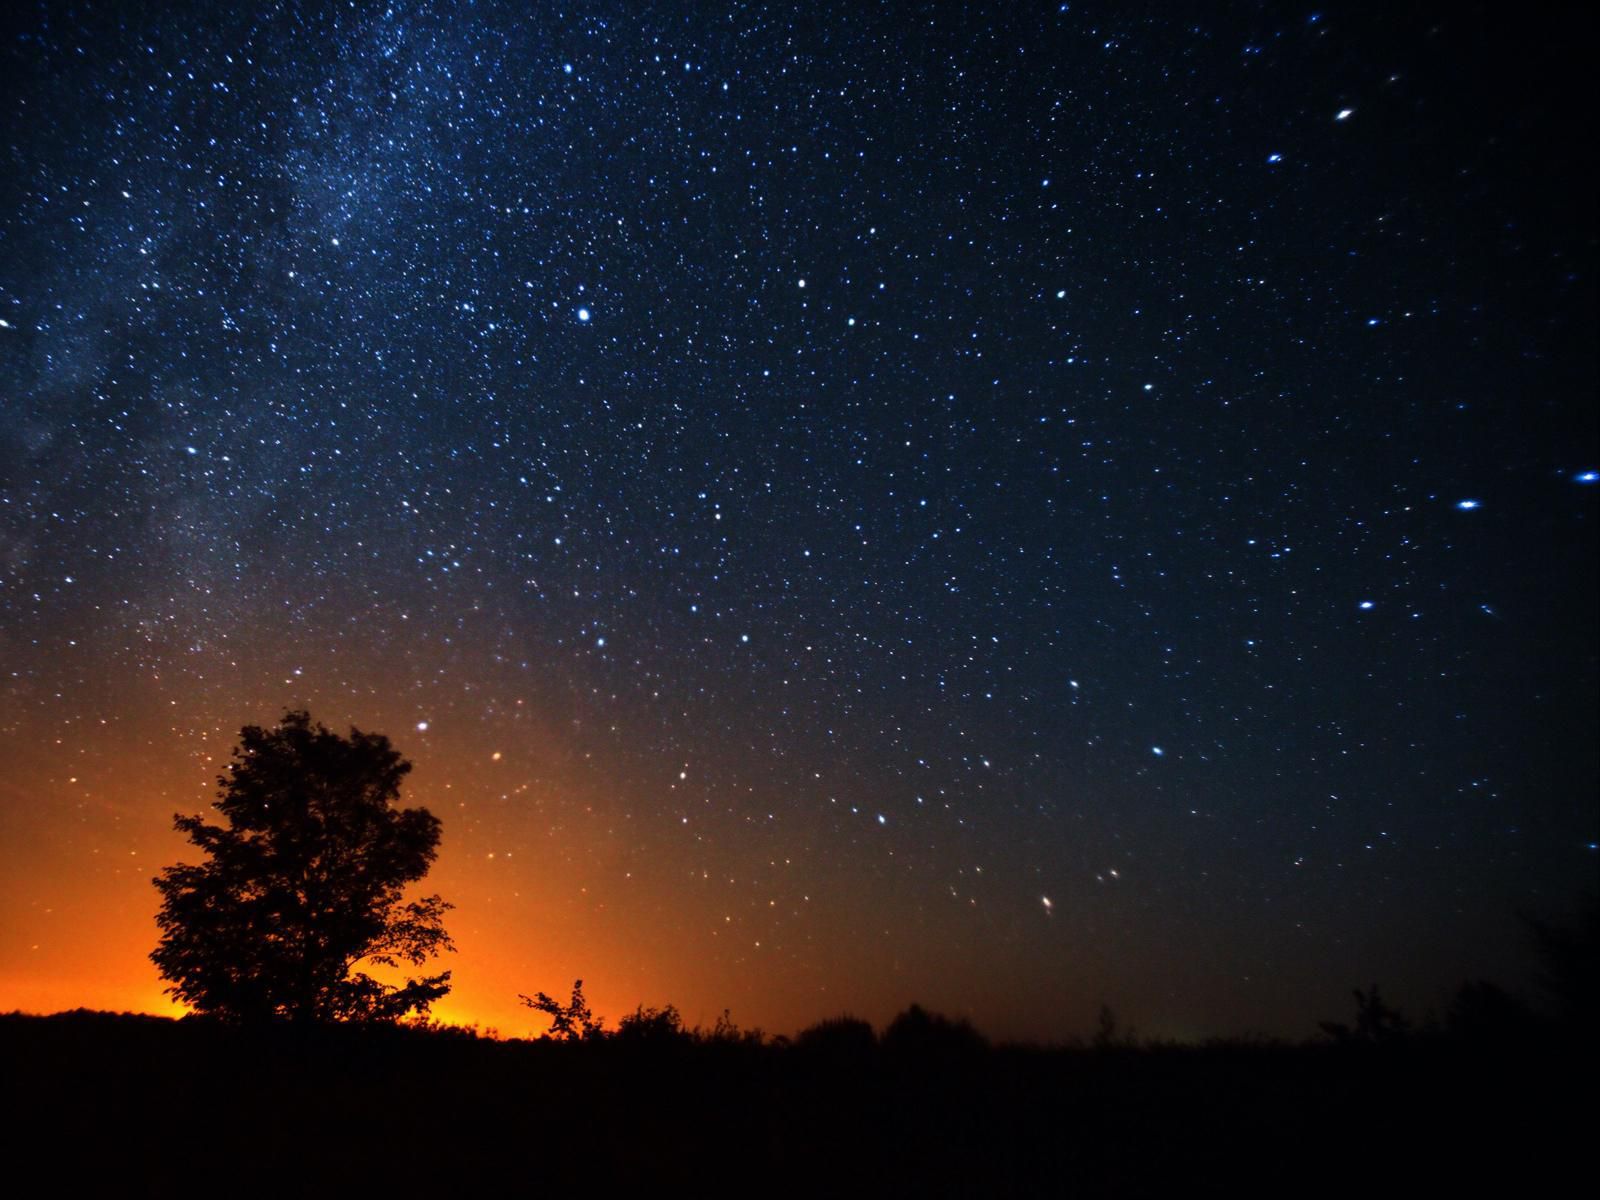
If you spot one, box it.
[2,2,1594,1040]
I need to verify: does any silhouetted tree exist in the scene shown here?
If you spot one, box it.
[520,979,607,1041]
[1521,898,1599,1035]
[1319,984,1408,1044]
[151,710,454,1024]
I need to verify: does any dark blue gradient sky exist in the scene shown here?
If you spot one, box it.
[1,1,1594,1040]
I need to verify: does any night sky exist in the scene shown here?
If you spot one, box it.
[1,1,1594,1042]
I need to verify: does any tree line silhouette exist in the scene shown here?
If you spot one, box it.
[11,709,1583,1195]
[145,710,1596,1050]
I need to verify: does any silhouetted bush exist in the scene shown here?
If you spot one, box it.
[794,1014,878,1063]
[1447,979,1538,1045]
[1319,984,1408,1045]
[695,1008,766,1047]
[519,979,607,1041]
[614,1003,688,1045]
[1092,1003,1138,1050]
[881,1003,987,1062]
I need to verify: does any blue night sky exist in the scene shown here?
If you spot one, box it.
[1,1,1594,1040]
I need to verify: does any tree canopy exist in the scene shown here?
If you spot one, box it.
[151,710,454,1024]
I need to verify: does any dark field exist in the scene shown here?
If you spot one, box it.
[5,1009,1588,1197]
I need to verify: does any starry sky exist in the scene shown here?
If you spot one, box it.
[1,1,1594,1042]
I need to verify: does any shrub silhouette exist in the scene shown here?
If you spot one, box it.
[1522,898,1599,1034]
[1319,984,1408,1044]
[1093,1003,1138,1050]
[614,1003,688,1045]
[151,710,454,1024]
[881,1003,987,1060]
[519,979,607,1041]
[1447,979,1536,1044]
[699,1008,764,1045]
[794,1015,878,1059]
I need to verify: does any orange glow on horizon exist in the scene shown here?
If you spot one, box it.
[0,697,1160,1044]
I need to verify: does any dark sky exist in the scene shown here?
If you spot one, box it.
[1,1,1594,1041]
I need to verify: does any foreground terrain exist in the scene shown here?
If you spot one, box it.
[4,1009,1588,1196]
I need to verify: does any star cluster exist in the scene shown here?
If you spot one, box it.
[1,2,1594,1040]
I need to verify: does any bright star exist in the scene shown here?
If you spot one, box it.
[577,307,590,322]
